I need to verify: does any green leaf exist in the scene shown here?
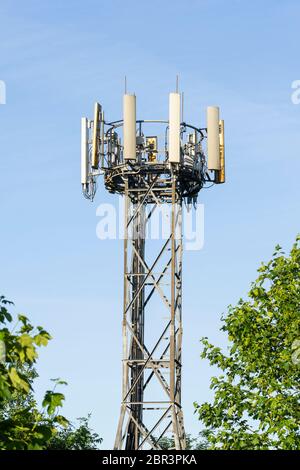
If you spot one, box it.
[42,391,65,415]
[54,415,69,428]
[8,367,30,393]
[34,330,51,346]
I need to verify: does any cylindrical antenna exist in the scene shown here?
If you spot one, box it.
[124,76,127,94]
[181,92,184,123]
[207,106,220,170]
[169,92,181,163]
[176,75,179,93]
[123,94,137,160]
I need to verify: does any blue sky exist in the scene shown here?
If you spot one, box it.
[0,0,299,447]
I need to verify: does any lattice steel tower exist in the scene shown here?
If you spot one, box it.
[80,86,225,450]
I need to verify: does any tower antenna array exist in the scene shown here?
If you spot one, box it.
[80,89,225,450]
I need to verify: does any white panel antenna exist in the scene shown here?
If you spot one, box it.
[218,119,225,183]
[92,102,101,168]
[168,92,181,163]
[81,117,89,186]
[123,94,136,160]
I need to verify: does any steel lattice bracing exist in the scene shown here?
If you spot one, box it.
[114,175,186,450]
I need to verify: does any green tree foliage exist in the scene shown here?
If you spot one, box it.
[0,296,102,450]
[195,238,300,450]
[47,415,102,450]
[0,296,66,449]
[158,431,210,450]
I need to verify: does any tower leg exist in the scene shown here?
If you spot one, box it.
[114,175,186,450]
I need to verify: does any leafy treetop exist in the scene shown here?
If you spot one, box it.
[195,237,300,450]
